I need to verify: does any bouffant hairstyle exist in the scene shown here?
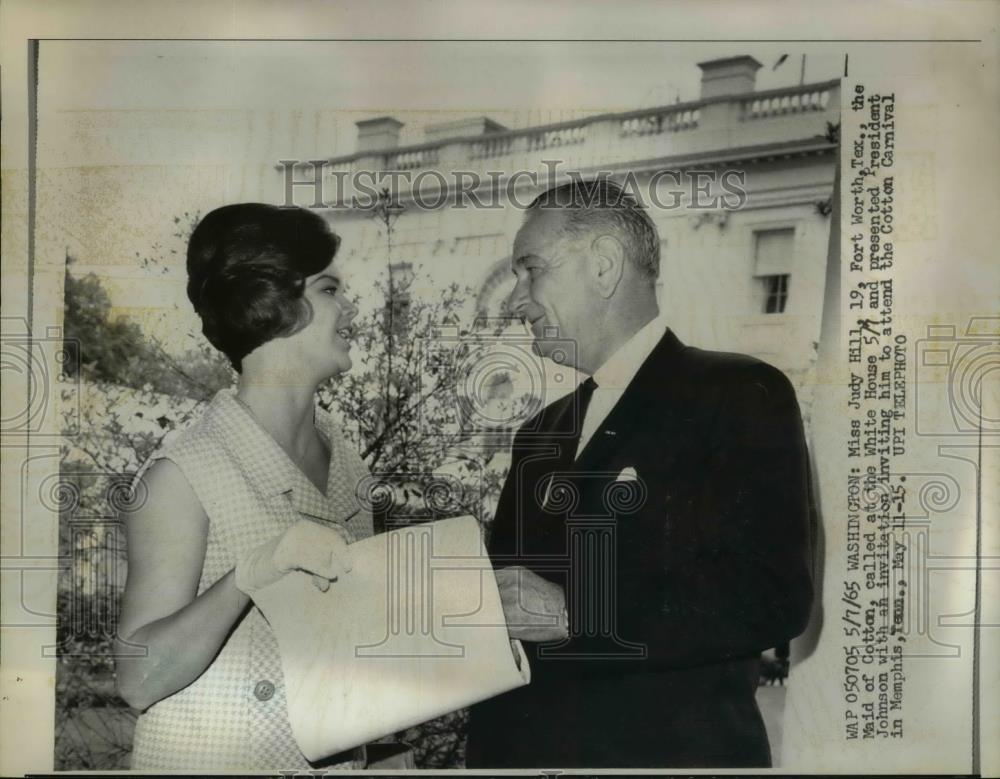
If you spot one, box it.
[186,203,340,372]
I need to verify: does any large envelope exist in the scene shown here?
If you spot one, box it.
[252,515,530,762]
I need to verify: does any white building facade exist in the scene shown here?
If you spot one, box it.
[285,56,840,411]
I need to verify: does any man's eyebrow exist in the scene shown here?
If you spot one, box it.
[512,254,537,269]
[309,273,341,285]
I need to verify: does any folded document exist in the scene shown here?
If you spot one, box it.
[252,515,530,762]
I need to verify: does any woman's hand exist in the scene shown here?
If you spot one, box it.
[235,518,354,595]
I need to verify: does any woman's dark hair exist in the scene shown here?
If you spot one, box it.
[186,203,340,372]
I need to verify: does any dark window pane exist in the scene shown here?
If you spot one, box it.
[763,274,790,314]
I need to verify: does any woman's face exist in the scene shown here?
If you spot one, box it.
[293,257,359,378]
[243,256,358,384]
[240,256,359,385]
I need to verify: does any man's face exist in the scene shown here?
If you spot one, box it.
[506,209,595,364]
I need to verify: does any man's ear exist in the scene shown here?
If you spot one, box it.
[591,234,626,299]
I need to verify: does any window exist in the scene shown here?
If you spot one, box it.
[762,274,790,313]
[753,228,794,314]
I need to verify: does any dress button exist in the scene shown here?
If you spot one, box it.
[253,680,275,701]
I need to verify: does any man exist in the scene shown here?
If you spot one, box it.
[465,179,814,768]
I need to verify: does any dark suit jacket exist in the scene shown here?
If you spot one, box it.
[465,329,814,768]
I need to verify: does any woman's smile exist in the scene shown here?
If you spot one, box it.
[335,316,356,343]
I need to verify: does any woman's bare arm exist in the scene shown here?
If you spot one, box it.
[114,458,250,711]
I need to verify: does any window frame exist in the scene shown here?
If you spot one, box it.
[748,221,798,316]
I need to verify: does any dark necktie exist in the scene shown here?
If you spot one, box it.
[489,376,599,556]
[559,375,598,464]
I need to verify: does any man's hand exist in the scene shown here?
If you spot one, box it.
[495,566,568,642]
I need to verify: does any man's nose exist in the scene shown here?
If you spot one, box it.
[505,277,530,319]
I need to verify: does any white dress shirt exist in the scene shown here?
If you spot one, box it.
[574,316,669,459]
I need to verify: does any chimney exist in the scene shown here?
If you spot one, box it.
[423,117,507,142]
[696,56,763,99]
[355,116,404,153]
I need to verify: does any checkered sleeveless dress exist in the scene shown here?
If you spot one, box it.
[128,389,375,771]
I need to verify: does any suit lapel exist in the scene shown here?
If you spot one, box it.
[574,329,689,476]
[496,331,691,555]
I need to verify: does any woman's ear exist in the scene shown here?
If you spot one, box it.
[590,234,626,299]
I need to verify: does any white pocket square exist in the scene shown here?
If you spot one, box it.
[616,466,638,482]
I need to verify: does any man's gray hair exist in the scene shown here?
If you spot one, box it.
[525,178,660,282]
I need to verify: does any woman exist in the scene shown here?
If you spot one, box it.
[115,204,373,770]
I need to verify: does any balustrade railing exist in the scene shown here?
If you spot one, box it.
[468,135,514,159]
[742,87,831,120]
[525,123,588,152]
[385,147,440,170]
[325,80,839,175]
[620,107,700,137]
